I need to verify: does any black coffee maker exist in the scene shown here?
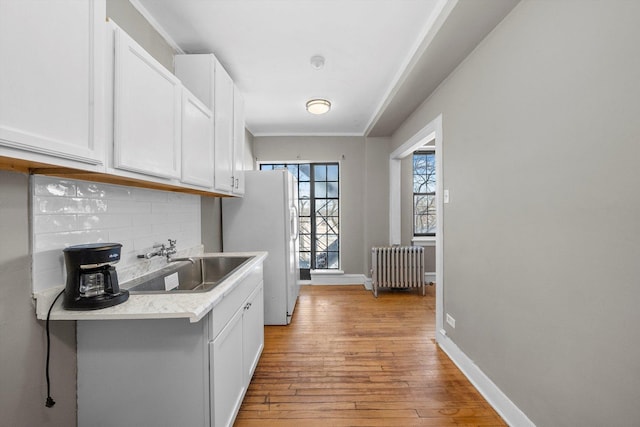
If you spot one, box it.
[63,243,129,310]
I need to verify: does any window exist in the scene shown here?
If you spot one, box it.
[413,151,436,236]
[260,163,340,273]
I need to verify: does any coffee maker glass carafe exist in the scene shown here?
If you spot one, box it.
[63,243,129,310]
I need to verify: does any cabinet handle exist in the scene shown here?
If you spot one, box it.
[230,176,235,188]
[244,302,252,310]
[235,178,239,189]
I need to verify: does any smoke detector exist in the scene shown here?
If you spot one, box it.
[310,55,325,70]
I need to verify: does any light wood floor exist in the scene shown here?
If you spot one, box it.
[235,285,506,427]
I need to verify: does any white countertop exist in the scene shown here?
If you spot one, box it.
[34,252,268,323]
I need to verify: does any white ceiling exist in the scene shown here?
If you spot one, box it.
[134,0,519,137]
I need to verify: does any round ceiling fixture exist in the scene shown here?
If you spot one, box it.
[306,99,331,115]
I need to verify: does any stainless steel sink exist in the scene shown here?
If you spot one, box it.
[124,256,253,294]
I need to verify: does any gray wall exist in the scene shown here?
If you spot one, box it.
[363,137,391,274]
[391,1,640,425]
[203,130,256,252]
[106,0,175,72]
[253,136,368,275]
[0,171,77,427]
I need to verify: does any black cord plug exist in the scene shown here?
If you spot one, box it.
[45,396,56,408]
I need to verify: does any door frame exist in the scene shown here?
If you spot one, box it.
[389,113,444,337]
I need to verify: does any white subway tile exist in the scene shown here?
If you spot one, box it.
[77,214,131,230]
[33,214,77,233]
[168,192,198,204]
[133,235,162,252]
[152,222,180,236]
[151,202,172,214]
[149,212,169,224]
[34,196,108,214]
[32,176,76,197]
[34,230,109,252]
[132,223,153,238]
[76,182,133,200]
[133,187,168,203]
[107,199,152,214]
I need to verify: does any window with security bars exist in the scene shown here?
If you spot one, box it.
[413,151,436,236]
[260,163,340,273]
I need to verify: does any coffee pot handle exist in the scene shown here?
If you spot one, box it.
[107,266,121,294]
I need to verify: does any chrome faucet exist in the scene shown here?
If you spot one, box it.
[137,243,167,260]
[166,239,177,259]
[166,240,196,264]
[168,256,196,264]
[137,239,178,261]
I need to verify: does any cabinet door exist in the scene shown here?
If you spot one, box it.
[0,0,105,167]
[113,27,181,179]
[181,88,214,188]
[211,307,245,427]
[243,282,264,383]
[213,62,234,193]
[232,87,246,195]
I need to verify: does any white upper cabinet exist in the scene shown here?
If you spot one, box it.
[0,0,106,169]
[181,88,214,188]
[175,54,245,196]
[232,87,246,195]
[112,26,181,180]
[213,63,235,193]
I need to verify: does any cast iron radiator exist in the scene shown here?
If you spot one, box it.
[371,246,426,297]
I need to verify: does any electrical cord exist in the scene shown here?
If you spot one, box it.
[45,289,64,408]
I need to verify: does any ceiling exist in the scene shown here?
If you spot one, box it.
[134,0,519,137]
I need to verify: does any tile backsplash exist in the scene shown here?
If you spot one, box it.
[31,175,201,293]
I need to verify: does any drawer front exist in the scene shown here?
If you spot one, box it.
[210,263,262,339]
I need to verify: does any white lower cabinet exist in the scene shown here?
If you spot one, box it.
[243,284,265,382]
[212,281,264,427]
[76,263,264,427]
[211,307,245,427]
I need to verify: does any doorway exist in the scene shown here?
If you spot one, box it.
[389,114,444,340]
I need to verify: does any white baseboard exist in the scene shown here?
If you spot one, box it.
[309,273,366,285]
[436,330,535,427]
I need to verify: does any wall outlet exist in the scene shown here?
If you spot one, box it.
[446,313,456,328]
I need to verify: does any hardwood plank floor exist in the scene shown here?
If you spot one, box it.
[235,285,506,427]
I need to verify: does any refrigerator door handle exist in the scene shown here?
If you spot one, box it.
[290,205,299,241]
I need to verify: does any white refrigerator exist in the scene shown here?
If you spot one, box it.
[222,170,300,325]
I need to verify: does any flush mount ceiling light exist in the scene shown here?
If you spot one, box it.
[306,99,331,115]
